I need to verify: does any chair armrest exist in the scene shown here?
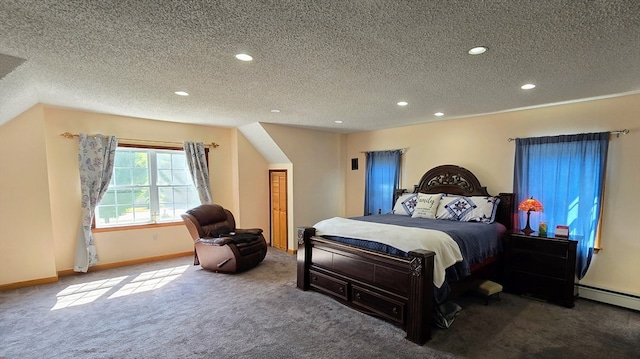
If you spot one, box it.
[235,228,263,235]
[196,237,232,246]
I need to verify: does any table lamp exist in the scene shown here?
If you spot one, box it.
[517,197,543,236]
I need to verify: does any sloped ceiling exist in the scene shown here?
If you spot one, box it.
[1,1,639,133]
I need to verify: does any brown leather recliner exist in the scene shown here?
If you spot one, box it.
[181,204,267,273]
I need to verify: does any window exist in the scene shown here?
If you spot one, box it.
[364,150,402,215]
[95,147,200,228]
[513,132,609,279]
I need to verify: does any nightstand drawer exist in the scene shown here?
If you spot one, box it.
[509,251,568,279]
[310,269,349,301]
[510,236,569,257]
[507,272,566,297]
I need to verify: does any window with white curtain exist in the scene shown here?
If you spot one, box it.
[95,147,200,228]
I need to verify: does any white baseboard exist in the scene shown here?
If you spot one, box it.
[577,285,640,311]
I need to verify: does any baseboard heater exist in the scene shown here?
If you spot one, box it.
[576,284,640,311]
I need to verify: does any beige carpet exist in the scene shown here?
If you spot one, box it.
[1,247,638,358]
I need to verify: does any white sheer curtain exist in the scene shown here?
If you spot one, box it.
[183,141,212,204]
[74,133,118,272]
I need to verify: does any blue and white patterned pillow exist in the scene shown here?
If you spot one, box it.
[392,193,419,215]
[436,196,476,221]
[460,196,501,223]
[436,195,501,223]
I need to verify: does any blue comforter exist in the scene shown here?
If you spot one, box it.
[320,214,506,303]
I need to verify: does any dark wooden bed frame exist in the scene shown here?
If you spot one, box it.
[296,164,514,345]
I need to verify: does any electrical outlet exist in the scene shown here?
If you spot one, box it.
[152,234,158,241]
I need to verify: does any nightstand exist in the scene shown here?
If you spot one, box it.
[503,232,577,307]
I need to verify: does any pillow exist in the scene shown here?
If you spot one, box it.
[436,195,501,223]
[392,193,419,216]
[436,196,473,221]
[460,196,501,223]
[411,193,443,219]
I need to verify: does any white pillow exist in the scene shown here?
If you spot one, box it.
[411,193,443,219]
[392,193,419,215]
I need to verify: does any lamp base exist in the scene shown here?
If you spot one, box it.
[521,211,534,236]
[521,227,535,236]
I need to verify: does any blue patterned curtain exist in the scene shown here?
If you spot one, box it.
[364,150,402,216]
[74,134,118,272]
[514,132,609,279]
[183,141,212,204]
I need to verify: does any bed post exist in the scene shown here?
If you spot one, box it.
[296,227,315,290]
[406,249,435,345]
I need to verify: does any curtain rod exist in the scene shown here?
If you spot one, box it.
[60,132,220,148]
[507,129,629,142]
[360,147,407,154]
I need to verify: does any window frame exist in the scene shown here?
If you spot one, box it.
[92,143,209,231]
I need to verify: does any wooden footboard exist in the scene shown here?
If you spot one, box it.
[296,227,436,345]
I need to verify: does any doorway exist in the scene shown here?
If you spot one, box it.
[269,170,288,251]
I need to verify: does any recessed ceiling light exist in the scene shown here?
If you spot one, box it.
[434,112,444,117]
[468,46,488,55]
[397,101,408,106]
[334,120,343,124]
[270,109,280,113]
[521,83,536,90]
[235,53,253,61]
[174,91,189,96]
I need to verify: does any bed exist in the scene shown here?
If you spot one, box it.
[296,164,514,345]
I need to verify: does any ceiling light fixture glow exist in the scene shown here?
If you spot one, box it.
[270,109,280,113]
[468,46,488,55]
[434,112,444,117]
[235,53,253,61]
[521,83,536,90]
[397,101,408,106]
[174,91,189,96]
[334,120,343,124]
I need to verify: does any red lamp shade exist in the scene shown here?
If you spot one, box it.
[518,197,544,212]
[518,197,543,235]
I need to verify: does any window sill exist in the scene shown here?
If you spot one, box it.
[93,221,183,233]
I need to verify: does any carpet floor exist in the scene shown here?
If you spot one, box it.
[1,247,638,358]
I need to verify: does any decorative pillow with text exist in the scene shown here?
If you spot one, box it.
[412,193,443,219]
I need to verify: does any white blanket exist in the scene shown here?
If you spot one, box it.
[314,217,463,288]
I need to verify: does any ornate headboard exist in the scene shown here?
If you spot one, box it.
[397,164,514,230]
[414,164,490,196]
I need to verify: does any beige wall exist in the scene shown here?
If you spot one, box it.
[345,94,640,296]
[0,105,270,286]
[234,129,271,243]
[0,105,58,284]
[262,124,346,250]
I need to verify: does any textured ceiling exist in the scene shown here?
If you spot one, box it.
[1,0,639,133]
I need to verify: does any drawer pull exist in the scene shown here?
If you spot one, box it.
[392,307,398,314]
[355,292,361,299]
[339,287,344,293]
[312,276,317,281]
